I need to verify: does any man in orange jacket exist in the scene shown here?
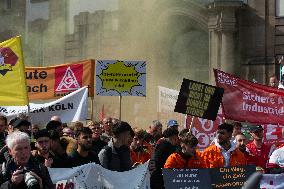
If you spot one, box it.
[130,129,151,165]
[202,123,247,168]
[164,131,205,169]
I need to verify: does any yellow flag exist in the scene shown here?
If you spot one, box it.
[0,36,28,106]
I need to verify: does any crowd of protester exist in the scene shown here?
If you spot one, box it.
[0,113,283,189]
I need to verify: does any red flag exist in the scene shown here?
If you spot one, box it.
[186,108,223,150]
[99,105,105,121]
[214,69,284,125]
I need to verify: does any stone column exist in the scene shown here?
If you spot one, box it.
[208,1,243,84]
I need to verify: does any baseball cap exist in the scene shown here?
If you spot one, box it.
[249,125,264,133]
[167,120,179,128]
[13,119,31,129]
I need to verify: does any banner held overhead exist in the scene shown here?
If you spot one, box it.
[0,36,28,106]
[26,59,94,100]
[0,87,88,124]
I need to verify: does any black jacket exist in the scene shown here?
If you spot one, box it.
[150,138,177,189]
[0,156,54,189]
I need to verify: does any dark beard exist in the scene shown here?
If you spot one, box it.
[81,144,91,151]
[238,146,246,153]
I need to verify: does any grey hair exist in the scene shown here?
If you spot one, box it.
[151,120,162,128]
[6,131,30,149]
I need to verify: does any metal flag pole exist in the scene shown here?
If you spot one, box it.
[189,116,195,131]
[119,95,122,121]
[90,96,94,121]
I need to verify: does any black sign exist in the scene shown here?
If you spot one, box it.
[162,168,211,189]
[210,166,256,189]
[163,166,255,189]
[174,79,224,121]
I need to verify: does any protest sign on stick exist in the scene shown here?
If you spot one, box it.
[175,79,224,121]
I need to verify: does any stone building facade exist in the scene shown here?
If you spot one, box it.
[1,0,283,127]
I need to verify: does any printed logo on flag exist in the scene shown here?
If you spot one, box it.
[0,47,18,76]
[54,64,83,96]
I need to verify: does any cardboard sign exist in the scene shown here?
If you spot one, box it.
[175,79,224,120]
[26,59,94,100]
[96,60,146,96]
[162,168,211,189]
[210,166,255,189]
[163,166,255,189]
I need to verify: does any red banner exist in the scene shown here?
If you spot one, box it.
[186,109,223,150]
[262,124,284,146]
[214,69,284,125]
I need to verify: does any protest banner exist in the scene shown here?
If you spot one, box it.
[260,174,284,189]
[262,124,284,146]
[186,108,224,150]
[96,60,146,96]
[210,166,255,189]
[0,36,28,106]
[48,162,150,189]
[0,87,88,124]
[158,86,185,127]
[158,86,179,113]
[175,79,224,121]
[26,59,94,100]
[163,168,211,189]
[163,166,255,189]
[214,69,284,125]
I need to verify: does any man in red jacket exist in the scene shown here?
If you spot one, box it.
[246,125,274,170]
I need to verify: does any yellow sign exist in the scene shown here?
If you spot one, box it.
[96,60,146,96]
[0,36,28,106]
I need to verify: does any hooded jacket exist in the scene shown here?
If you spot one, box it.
[202,139,247,168]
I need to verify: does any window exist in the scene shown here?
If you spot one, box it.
[276,0,284,17]
[5,0,12,10]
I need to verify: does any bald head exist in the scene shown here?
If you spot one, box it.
[269,76,279,88]
[51,115,61,123]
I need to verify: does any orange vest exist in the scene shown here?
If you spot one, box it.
[164,151,205,169]
[202,145,247,168]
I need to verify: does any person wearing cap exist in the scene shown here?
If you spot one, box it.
[33,129,66,168]
[246,125,274,170]
[167,119,179,131]
[164,132,205,169]
[202,123,247,168]
[98,121,133,171]
[12,119,31,135]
